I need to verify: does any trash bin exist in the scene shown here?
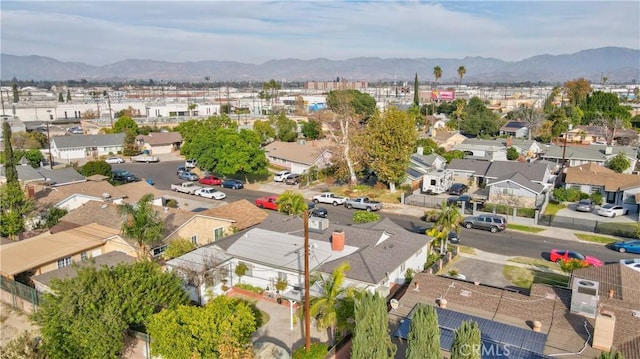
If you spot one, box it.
[146,178,154,185]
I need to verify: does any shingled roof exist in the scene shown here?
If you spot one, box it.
[198,199,268,231]
[52,133,125,149]
[565,163,640,191]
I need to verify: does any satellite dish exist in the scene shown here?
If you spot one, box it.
[390,299,399,309]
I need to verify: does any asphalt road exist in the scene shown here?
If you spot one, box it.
[112,160,638,265]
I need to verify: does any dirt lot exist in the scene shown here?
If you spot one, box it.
[0,302,40,347]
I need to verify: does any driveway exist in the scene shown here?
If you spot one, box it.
[557,203,638,223]
[443,257,513,289]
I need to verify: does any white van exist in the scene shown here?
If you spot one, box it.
[273,171,291,182]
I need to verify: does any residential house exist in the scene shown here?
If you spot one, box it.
[391,272,608,358]
[446,159,492,188]
[0,164,86,187]
[565,125,608,145]
[499,121,528,138]
[405,148,447,190]
[116,180,167,206]
[569,264,640,359]
[540,144,637,174]
[32,178,127,211]
[0,223,123,279]
[485,172,547,208]
[484,161,551,188]
[263,139,334,174]
[452,137,543,162]
[135,131,182,154]
[32,251,136,293]
[50,133,125,161]
[429,129,466,151]
[168,212,431,304]
[564,163,640,214]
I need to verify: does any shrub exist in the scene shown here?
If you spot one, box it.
[424,253,441,270]
[233,283,264,295]
[405,268,415,284]
[80,160,112,177]
[163,239,196,260]
[559,259,589,273]
[552,188,587,202]
[165,199,178,208]
[293,343,328,359]
[590,192,603,205]
[353,211,381,223]
[516,208,536,218]
[506,146,519,160]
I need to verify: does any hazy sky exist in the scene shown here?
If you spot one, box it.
[1,1,639,66]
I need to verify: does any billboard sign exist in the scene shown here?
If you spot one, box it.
[431,90,455,101]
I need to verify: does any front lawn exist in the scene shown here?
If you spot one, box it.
[507,224,546,233]
[574,233,619,244]
[544,202,566,215]
[507,257,561,271]
[503,266,569,288]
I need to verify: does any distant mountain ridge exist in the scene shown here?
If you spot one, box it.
[1,47,639,83]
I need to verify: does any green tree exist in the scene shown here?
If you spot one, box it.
[262,79,282,111]
[450,320,482,359]
[147,296,259,359]
[415,138,440,155]
[112,116,139,134]
[212,129,269,176]
[253,119,276,144]
[428,200,463,253]
[58,92,64,102]
[460,97,502,136]
[3,122,18,183]
[301,119,322,139]
[351,291,396,359]
[235,262,249,283]
[563,78,592,107]
[365,107,417,192]
[326,89,377,123]
[273,113,298,142]
[433,66,442,88]
[353,211,381,223]
[40,207,68,228]
[406,304,440,359]
[11,78,19,103]
[310,262,356,343]
[118,193,165,259]
[413,73,420,107]
[276,190,307,215]
[163,238,196,260]
[607,152,631,173]
[0,330,46,359]
[11,131,47,150]
[457,66,466,87]
[80,160,112,177]
[121,129,140,156]
[66,89,71,102]
[507,146,519,160]
[598,351,624,359]
[35,261,188,359]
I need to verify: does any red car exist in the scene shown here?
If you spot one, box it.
[549,249,603,267]
[255,195,278,210]
[199,175,222,186]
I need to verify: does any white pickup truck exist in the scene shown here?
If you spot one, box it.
[170,181,202,195]
[312,192,348,206]
[345,197,382,212]
[131,154,160,163]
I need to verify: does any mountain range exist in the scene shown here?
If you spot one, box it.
[1,47,639,83]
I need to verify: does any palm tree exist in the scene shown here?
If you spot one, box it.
[433,66,442,89]
[118,193,165,259]
[428,200,463,253]
[275,190,307,215]
[457,66,466,88]
[309,262,355,343]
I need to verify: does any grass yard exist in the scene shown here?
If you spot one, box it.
[543,202,566,215]
[575,233,619,244]
[503,266,570,289]
[456,245,477,255]
[507,224,546,233]
[507,257,561,271]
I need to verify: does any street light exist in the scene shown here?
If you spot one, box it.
[46,110,53,169]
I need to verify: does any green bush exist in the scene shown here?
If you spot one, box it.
[516,208,536,218]
[163,239,196,260]
[404,268,415,284]
[80,160,112,177]
[353,211,381,223]
[293,343,328,359]
[590,192,603,205]
[233,283,264,295]
[552,188,586,202]
[506,146,519,160]
[165,199,178,208]
[424,253,441,270]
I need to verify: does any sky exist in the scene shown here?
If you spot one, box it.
[1,1,639,66]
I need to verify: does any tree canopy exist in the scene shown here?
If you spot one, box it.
[80,160,112,177]
[112,116,139,134]
[326,89,377,123]
[118,193,165,258]
[351,292,396,359]
[607,152,631,173]
[35,261,188,359]
[406,304,440,359]
[301,119,323,139]
[276,190,307,215]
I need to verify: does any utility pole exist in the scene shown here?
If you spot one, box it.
[303,210,311,351]
[46,110,53,169]
[107,94,113,129]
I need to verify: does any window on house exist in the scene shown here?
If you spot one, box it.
[213,227,224,241]
[81,252,88,261]
[191,235,198,245]
[152,245,168,257]
[57,257,72,268]
[590,186,602,194]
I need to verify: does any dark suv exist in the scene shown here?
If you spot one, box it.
[111,170,139,183]
[448,183,469,195]
[462,214,507,233]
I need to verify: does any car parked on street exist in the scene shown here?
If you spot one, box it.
[105,156,125,164]
[194,187,226,200]
[549,249,603,267]
[178,171,200,181]
[111,170,139,183]
[312,192,348,206]
[221,179,244,189]
[273,171,292,182]
[448,183,469,196]
[310,207,328,218]
[462,214,507,233]
[284,173,302,185]
[575,199,595,212]
[597,204,628,217]
[199,175,223,186]
[185,159,197,169]
[177,166,187,175]
[611,240,640,254]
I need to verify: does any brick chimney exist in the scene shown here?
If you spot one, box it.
[331,230,345,252]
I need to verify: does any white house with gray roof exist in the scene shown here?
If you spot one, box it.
[540,144,637,174]
[50,133,125,161]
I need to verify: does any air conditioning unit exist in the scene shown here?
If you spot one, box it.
[570,278,599,318]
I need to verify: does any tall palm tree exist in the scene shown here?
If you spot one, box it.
[275,190,307,215]
[433,66,442,89]
[309,262,355,343]
[428,200,463,253]
[118,193,165,259]
[457,66,466,88]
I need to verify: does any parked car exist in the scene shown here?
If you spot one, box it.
[284,173,302,185]
[448,183,469,196]
[611,240,640,254]
[105,156,125,164]
[255,195,278,210]
[67,126,83,134]
[273,171,292,182]
[177,166,187,175]
[462,214,507,233]
[111,170,139,183]
[178,171,200,181]
[575,199,595,212]
[620,258,640,272]
[313,192,348,206]
[549,249,603,267]
[185,159,197,169]
[597,204,628,218]
[410,226,460,243]
[194,187,226,200]
[199,175,223,186]
[310,207,328,218]
[221,179,244,189]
